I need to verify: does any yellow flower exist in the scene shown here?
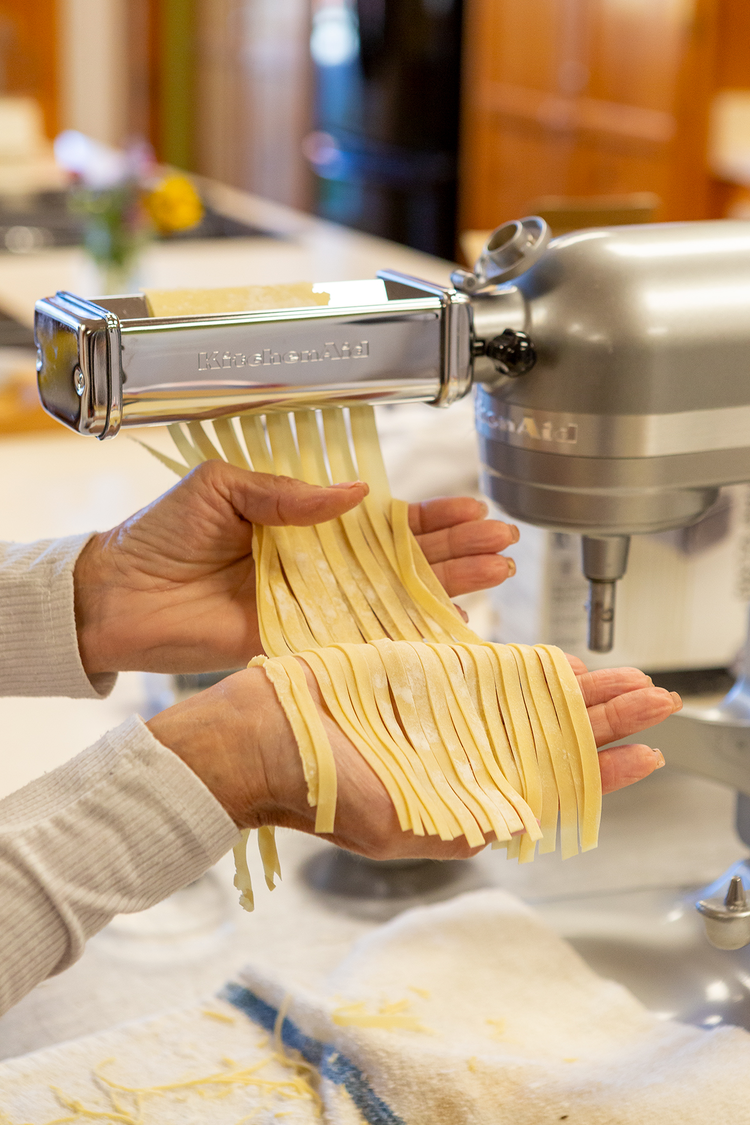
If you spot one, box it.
[144,174,203,234]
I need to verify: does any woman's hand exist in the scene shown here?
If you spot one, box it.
[74,461,517,676]
[147,658,681,862]
[563,655,679,795]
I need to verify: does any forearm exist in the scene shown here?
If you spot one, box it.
[0,537,115,698]
[0,715,238,1016]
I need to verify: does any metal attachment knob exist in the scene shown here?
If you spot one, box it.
[484,328,536,377]
[451,216,551,294]
[697,875,750,950]
[73,366,86,397]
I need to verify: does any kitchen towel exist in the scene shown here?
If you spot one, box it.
[3,887,750,1124]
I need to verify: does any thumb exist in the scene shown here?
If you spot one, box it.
[229,470,369,527]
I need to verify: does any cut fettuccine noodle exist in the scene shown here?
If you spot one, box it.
[141,403,600,908]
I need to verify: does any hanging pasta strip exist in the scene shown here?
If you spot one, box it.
[355,508,431,640]
[528,648,580,859]
[341,643,442,836]
[317,410,423,639]
[253,532,294,657]
[356,644,445,837]
[348,405,391,505]
[186,420,223,461]
[132,437,190,478]
[373,640,464,840]
[293,410,330,486]
[301,649,412,833]
[265,410,305,478]
[480,645,529,797]
[321,407,359,483]
[536,648,585,822]
[490,643,541,846]
[298,408,418,639]
[332,498,424,640]
[294,410,385,641]
[348,405,403,574]
[338,645,427,836]
[389,643,486,845]
[258,414,337,644]
[508,644,561,854]
[257,825,281,891]
[460,645,523,794]
[347,420,444,642]
[265,412,361,643]
[213,417,251,469]
[233,829,254,912]
[267,546,318,653]
[412,644,518,842]
[390,498,477,642]
[278,654,338,834]
[168,422,204,468]
[488,644,544,862]
[314,407,422,634]
[255,655,319,809]
[327,643,426,834]
[401,643,494,842]
[444,645,533,837]
[423,644,518,839]
[539,644,601,852]
[273,524,342,646]
[239,414,274,473]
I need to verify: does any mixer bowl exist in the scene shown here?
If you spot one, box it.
[536,885,750,1031]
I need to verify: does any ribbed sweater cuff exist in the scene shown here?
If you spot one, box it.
[0,535,116,698]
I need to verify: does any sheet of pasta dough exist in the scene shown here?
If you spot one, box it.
[143,282,330,318]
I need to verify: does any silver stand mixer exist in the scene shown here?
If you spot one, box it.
[34,216,750,937]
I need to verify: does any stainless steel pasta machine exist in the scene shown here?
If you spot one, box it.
[34,216,750,941]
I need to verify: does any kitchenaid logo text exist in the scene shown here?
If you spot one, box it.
[477,402,578,445]
[198,340,369,371]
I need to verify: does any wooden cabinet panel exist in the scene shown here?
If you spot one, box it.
[459,0,717,232]
[0,0,59,137]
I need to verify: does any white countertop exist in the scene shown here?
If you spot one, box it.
[0,189,747,1061]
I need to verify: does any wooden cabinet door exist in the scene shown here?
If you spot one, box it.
[459,0,716,230]
[0,0,59,137]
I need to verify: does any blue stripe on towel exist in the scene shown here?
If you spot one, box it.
[221,981,405,1125]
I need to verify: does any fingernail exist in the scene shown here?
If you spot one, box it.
[477,500,489,518]
[652,748,666,769]
[510,524,520,543]
[331,480,365,490]
[670,691,683,711]
[505,557,516,576]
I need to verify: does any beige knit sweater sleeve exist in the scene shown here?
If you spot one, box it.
[0,537,240,1016]
[0,535,115,699]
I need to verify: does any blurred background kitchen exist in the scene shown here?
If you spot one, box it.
[3,0,750,1057]
[4,0,750,667]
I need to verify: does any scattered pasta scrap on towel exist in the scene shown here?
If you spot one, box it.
[2,1049,322,1125]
